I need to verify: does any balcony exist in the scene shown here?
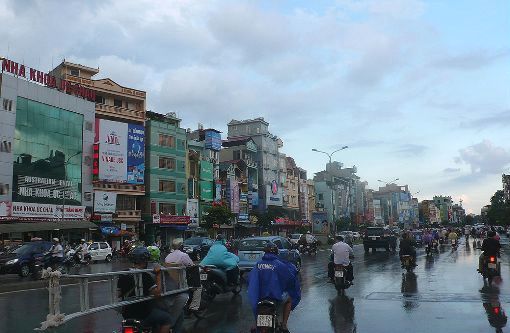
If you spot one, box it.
[96,103,144,122]
[93,182,145,195]
[115,210,142,220]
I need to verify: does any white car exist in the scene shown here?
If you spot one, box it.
[87,242,113,262]
[289,234,303,245]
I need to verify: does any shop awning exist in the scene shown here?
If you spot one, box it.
[159,224,189,231]
[0,221,98,234]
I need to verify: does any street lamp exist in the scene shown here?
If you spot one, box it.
[60,151,82,222]
[312,146,349,235]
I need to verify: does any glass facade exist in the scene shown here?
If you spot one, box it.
[12,97,83,205]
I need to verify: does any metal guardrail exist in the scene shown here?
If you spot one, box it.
[36,266,189,331]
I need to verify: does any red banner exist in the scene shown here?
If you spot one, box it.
[158,215,190,225]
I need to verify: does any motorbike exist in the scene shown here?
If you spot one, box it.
[400,255,414,273]
[200,265,241,301]
[299,243,317,255]
[34,251,67,279]
[65,247,92,267]
[333,264,352,295]
[425,243,431,256]
[121,319,151,333]
[451,239,458,251]
[253,299,281,333]
[432,239,439,252]
[481,254,501,285]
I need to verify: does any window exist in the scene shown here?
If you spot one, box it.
[114,99,123,107]
[159,180,176,192]
[159,203,176,215]
[117,195,136,210]
[159,157,176,170]
[281,239,291,250]
[70,69,79,76]
[89,243,99,251]
[100,243,109,249]
[318,193,324,200]
[233,150,241,160]
[159,134,175,147]
[273,240,283,249]
[95,95,105,104]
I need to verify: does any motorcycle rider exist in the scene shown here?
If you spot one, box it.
[117,247,173,333]
[478,231,502,274]
[247,243,301,333]
[49,238,64,267]
[200,234,240,286]
[164,238,194,267]
[329,234,354,283]
[399,232,417,267]
[77,239,89,263]
[448,229,459,245]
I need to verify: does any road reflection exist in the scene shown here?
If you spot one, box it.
[329,294,357,333]
[401,272,419,311]
[481,285,507,333]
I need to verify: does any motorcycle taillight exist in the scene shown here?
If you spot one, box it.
[493,307,500,315]
[122,327,135,333]
[490,256,496,263]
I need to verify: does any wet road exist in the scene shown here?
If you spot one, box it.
[2,238,510,333]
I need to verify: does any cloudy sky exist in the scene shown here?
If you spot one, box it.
[1,0,509,213]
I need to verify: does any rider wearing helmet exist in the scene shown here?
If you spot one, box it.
[117,247,172,333]
[247,242,301,333]
[200,234,240,285]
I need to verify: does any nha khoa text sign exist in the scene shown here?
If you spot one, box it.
[2,202,86,219]
[1,58,96,102]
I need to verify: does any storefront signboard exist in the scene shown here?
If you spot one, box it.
[94,191,117,213]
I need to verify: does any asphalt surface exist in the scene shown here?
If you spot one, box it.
[1,237,510,333]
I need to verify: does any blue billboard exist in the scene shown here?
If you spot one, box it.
[127,123,145,184]
[204,130,222,151]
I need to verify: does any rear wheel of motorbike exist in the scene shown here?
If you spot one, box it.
[19,264,30,277]
[232,284,242,295]
[105,254,112,263]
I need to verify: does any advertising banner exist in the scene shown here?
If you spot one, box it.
[10,202,85,219]
[249,191,259,207]
[266,180,282,206]
[214,183,222,202]
[94,191,117,213]
[0,201,12,219]
[200,161,214,181]
[204,131,222,151]
[200,181,213,201]
[97,119,128,183]
[312,211,328,234]
[127,124,145,184]
[159,215,190,224]
[238,213,249,222]
[231,180,240,214]
[187,198,199,227]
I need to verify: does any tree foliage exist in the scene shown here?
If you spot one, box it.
[203,203,235,229]
[487,190,510,226]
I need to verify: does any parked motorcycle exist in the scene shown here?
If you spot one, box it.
[400,255,414,273]
[200,265,241,302]
[333,264,352,295]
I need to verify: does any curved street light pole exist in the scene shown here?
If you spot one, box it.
[312,146,348,235]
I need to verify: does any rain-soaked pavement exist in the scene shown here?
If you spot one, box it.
[1,237,509,333]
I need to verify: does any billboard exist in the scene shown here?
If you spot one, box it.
[94,191,117,213]
[12,97,83,206]
[96,119,144,184]
[312,211,328,234]
[187,198,199,227]
[200,161,214,181]
[204,130,221,151]
[200,181,213,201]
[266,180,283,206]
[0,202,86,219]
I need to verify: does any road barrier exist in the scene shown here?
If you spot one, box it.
[35,266,189,331]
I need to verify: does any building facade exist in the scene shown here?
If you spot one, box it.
[227,118,284,212]
[51,60,146,249]
[0,58,97,242]
[433,196,453,223]
[143,111,188,245]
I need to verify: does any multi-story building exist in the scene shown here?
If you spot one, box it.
[503,174,510,203]
[284,157,300,219]
[219,137,259,226]
[419,200,441,224]
[51,60,146,249]
[187,126,222,232]
[143,111,188,245]
[373,183,413,226]
[433,195,453,223]
[227,118,283,212]
[451,203,465,224]
[298,168,308,222]
[306,179,316,223]
[0,57,97,242]
[373,199,384,225]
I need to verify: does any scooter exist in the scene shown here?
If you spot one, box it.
[333,264,352,295]
[200,265,241,301]
[400,255,414,273]
[121,319,151,333]
[481,253,501,285]
[253,299,281,333]
[33,252,67,279]
[451,239,458,251]
[425,243,431,256]
[432,239,439,252]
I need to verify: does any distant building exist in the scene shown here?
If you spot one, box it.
[419,200,441,224]
[373,183,412,226]
[433,195,453,223]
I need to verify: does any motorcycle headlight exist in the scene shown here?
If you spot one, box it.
[186,248,193,253]
[6,259,19,265]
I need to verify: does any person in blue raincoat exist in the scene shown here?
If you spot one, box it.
[247,243,301,333]
[200,234,240,285]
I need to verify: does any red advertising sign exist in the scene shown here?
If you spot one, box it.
[1,58,96,102]
[158,215,191,225]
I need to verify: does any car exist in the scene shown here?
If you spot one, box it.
[87,241,113,262]
[289,233,303,246]
[183,237,214,261]
[0,241,53,277]
[238,236,301,273]
[363,227,393,253]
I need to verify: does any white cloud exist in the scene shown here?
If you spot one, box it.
[454,140,510,174]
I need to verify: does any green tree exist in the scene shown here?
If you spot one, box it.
[203,204,235,229]
[487,190,510,226]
